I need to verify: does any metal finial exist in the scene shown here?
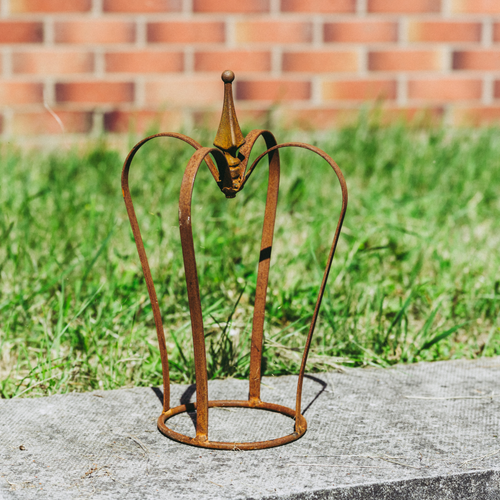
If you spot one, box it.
[214,70,245,169]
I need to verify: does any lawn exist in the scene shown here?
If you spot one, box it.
[1,119,499,399]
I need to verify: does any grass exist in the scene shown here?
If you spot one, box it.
[1,118,499,399]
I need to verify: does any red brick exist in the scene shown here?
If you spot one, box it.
[0,82,43,105]
[408,79,482,101]
[493,24,500,42]
[453,51,500,70]
[323,80,397,101]
[0,22,43,43]
[194,51,271,72]
[103,0,181,12]
[281,0,355,13]
[368,0,441,12]
[236,21,312,43]
[283,51,358,73]
[324,22,397,43]
[55,21,135,44]
[452,106,500,125]
[452,0,500,14]
[494,81,500,98]
[13,51,94,74]
[12,111,93,134]
[236,80,311,101]
[409,22,481,43]
[279,108,358,129]
[368,51,441,72]
[145,79,221,105]
[280,106,443,129]
[10,0,91,12]
[105,52,183,73]
[147,22,225,43]
[193,0,269,12]
[55,82,134,104]
[103,110,183,133]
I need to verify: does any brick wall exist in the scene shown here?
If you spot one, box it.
[1,0,500,137]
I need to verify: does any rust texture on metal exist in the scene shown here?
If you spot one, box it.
[121,71,348,450]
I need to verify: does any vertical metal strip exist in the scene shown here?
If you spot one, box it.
[243,143,348,426]
[178,147,227,441]
[291,146,347,428]
[247,132,280,402]
[121,133,219,414]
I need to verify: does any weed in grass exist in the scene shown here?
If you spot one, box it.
[1,120,500,398]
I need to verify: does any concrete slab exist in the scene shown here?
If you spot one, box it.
[1,357,500,499]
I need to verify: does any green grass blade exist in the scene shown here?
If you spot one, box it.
[417,322,469,355]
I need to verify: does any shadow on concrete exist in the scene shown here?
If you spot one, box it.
[151,386,163,406]
[151,385,198,429]
[180,384,197,429]
[301,374,328,415]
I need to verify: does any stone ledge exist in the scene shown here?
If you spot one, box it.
[1,357,500,499]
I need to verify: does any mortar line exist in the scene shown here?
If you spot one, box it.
[44,16,54,46]
[311,74,322,107]
[184,46,194,74]
[397,74,407,107]
[357,0,367,15]
[92,0,102,16]
[271,46,281,77]
[94,46,105,78]
[312,15,322,48]
[442,0,452,16]
[44,77,56,105]
[483,75,494,105]
[92,110,104,136]
[398,16,408,46]
[3,47,12,78]
[135,76,146,109]
[3,107,13,138]
[270,0,280,14]
[183,0,193,15]
[361,45,369,76]
[226,15,236,49]
[136,16,147,48]
[482,18,493,47]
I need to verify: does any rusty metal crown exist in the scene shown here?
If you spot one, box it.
[121,70,348,450]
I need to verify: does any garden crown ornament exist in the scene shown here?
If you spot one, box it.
[121,70,348,450]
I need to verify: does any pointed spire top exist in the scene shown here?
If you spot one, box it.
[214,70,245,159]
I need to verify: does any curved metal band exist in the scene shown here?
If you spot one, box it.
[157,399,306,450]
[246,143,348,428]
[178,146,227,440]
[121,132,220,413]
[237,130,280,403]
[177,131,280,440]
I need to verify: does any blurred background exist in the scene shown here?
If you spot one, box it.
[1,0,499,138]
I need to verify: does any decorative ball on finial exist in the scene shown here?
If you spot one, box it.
[221,70,235,83]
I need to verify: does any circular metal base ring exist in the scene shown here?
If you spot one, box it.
[157,399,307,450]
